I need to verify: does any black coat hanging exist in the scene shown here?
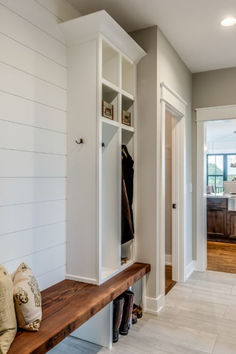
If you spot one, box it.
[122,145,134,244]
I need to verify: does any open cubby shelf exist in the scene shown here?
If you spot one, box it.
[101,41,136,278]
[122,57,135,96]
[102,83,119,122]
[102,116,120,128]
[102,41,120,87]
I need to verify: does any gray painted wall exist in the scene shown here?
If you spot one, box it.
[131,26,159,300]
[193,67,236,108]
[157,30,193,272]
[132,26,192,302]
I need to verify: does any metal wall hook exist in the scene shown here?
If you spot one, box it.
[75,138,84,145]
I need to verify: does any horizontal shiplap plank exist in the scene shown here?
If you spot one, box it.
[36,0,81,22]
[0,150,66,177]
[0,222,65,263]
[0,121,66,155]
[0,0,66,43]
[0,91,66,133]
[37,265,65,290]
[3,243,66,280]
[0,33,67,88]
[0,200,66,236]
[0,62,66,111]
[0,3,66,66]
[0,178,66,206]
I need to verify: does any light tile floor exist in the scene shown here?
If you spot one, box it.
[51,270,236,353]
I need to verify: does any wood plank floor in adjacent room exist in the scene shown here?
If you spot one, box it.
[51,270,236,353]
[208,241,236,273]
[165,265,176,295]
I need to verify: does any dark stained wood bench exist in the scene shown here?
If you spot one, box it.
[9,262,150,354]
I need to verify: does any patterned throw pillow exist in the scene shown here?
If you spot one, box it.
[0,265,17,354]
[13,263,42,331]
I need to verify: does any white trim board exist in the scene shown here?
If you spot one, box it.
[159,82,187,308]
[60,10,146,63]
[195,104,236,122]
[184,260,196,281]
[144,294,165,315]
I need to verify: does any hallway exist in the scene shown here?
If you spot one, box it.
[52,270,236,353]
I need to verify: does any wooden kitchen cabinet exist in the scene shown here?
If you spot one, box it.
[207,197,236,242]
[226,212,236,240]
[207,198,227,240]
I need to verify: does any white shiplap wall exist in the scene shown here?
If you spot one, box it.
[0,0,80,290]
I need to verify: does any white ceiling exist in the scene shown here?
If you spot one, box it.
[207,120,236,143]
[68,0,236,73]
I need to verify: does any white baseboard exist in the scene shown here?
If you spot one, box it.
[165,254,172,266]
[144,294,165,315]
[194,261,206,272]
[184,260,196,281]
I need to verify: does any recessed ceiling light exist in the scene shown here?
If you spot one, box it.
[221,17,236,27]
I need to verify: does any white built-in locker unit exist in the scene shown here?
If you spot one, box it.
[60,10,146,285]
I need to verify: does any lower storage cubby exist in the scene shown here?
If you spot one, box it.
[112,286,143,344]
[70,279,143,349]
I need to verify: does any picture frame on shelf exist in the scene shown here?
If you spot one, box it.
[102,100,113,120]
[122,110,131,126]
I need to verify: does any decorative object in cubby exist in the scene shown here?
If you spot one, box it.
[122,111,131,126]
[102,100,113,120]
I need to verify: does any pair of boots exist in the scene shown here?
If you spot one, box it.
[113,290,134,343]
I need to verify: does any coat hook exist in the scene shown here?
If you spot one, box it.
[75,138,84,145]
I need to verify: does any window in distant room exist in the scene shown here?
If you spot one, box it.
[207,154,236,193]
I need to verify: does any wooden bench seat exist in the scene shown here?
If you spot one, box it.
[9,262,150,354]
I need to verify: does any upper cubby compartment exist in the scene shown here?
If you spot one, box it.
[102,41,119,87]
[122,95,134,128]
[102,84,119,122]
[122,57,135,96]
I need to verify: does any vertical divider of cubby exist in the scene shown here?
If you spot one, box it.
[98,34,103,284]
[132,64,137,263]
[118,53,122,269]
